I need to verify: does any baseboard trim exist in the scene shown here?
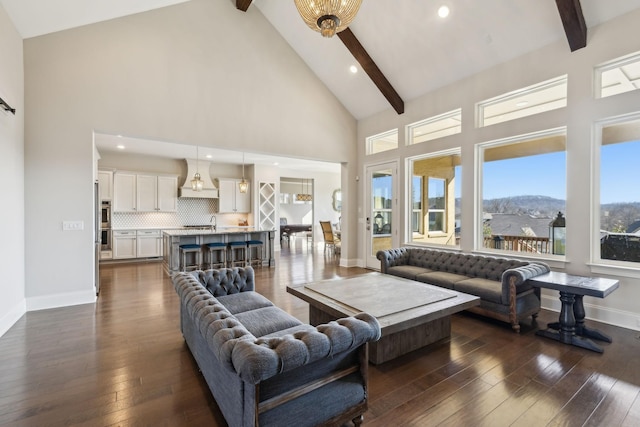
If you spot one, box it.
[0,299,27,338]
[26,290,97,312]
[541,294,640,332]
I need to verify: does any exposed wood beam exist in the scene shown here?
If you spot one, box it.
[338,28,405,115]
[236,0,252,12]
[555,0,587,52]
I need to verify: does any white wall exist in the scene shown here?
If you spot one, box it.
[22,0,356,310]
[0,3,25,336]
[356,10,640,330]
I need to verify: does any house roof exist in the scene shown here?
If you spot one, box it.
[484,213,552,238]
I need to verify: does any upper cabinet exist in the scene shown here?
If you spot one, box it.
[218,178,250,213]
[98,170,113,201]
[114,172,177,212]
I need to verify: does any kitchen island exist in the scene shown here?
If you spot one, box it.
[163,227,275,274]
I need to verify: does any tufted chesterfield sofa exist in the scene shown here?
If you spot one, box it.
[377,247,550,332]
[173,267,381,427]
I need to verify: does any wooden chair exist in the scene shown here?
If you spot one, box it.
[319,220,340,254]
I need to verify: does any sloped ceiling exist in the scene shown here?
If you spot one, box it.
[3,0,640,119]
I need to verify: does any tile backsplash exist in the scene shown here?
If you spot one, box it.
[112,198,223,228]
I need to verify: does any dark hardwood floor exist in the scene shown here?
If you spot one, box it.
[1,240,640,426]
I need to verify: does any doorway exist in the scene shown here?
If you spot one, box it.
[365,161,398,269]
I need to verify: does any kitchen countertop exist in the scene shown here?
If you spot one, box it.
[162,227,275,236]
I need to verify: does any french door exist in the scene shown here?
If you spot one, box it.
[365,161,398,269]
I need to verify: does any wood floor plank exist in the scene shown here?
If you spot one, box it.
[1,243,639,426]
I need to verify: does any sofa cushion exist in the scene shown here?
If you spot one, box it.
[261,324,317,338]
[387,265,432,280]
[234,306,302,337]
[216,291,273,314]
[415,271,469,289]
[454,277,503,304]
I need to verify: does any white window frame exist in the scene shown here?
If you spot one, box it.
[406,148,461,248]
[595,50,640,99]
[474,127,567,258]
[406,108,462,145]
[366,128,398,155]
[476,75,568,128]
[590,111,640,279]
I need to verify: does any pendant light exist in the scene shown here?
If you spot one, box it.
[296,178,312,202]
[238,152,248,193]
[191,145,204,192]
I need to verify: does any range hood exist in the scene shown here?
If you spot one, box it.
[179,159,218,198]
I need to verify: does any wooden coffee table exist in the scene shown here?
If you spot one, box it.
[287,273,479,364]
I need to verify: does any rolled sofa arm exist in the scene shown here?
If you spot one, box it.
[229,313,382,385]
[501,262,550,302]
[376,247,409,273]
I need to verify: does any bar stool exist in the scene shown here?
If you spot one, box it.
[205,242,227,269]
[247,240,264,268]
[228,241,248,267]
[179,244,202,272]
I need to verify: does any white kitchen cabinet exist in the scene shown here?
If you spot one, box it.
[98,170,113,201]
[136,230,162,258]
[136,174,158,212]
[157,176,178,211]
[113,172,177,212]
[113,230,137,259]
[218,178,250,213]
[113,172,137,212]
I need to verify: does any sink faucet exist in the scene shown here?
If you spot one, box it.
[210,215,217,232]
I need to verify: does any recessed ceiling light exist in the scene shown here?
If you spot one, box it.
[516,101,529,107]
[205,154,212,159]
[350,65,358,74]
[273,162,279,166]
[116,144,125,150]
[438,5,450,18]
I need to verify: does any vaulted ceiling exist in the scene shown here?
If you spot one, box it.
[3,0,640,121]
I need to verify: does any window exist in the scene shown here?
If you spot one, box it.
[428,178,446,232]
[596,51,640,99]
[596,114,640,265]
[411,176,423,233]
[366,129,398,155]
[407,109,462,145]
[476,75,567,127]
[372,172,393,235]
[407,149,461,246]
[477,128,566,255]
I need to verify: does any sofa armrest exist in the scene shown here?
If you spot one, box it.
[229,313,381,385]
[190,267,255,295]
[376,248,409,273]
[501,262,550,302]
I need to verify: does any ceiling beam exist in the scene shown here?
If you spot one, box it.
[338,28,404,115]
[236,0,252,12]
[555,0,587,52]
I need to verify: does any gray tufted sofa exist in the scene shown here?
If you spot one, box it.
[377,247,550,332]
[173,267,381,427]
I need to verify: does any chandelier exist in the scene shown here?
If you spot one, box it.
[294,0,363,38]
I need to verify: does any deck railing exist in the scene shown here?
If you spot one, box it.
[483,235,551,254]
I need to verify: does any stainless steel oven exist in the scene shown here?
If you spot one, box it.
[101,228,112,251]
[100,200,111,251]
[101,201,111,229]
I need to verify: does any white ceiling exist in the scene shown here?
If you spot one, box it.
[94,133,342,174]
[4,0,640,168]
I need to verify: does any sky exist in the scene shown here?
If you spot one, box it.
[482,140,640,205]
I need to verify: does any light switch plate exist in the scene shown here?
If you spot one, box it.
[63,220,84,231]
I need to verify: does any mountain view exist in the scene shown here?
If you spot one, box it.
[456,195,640,233]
